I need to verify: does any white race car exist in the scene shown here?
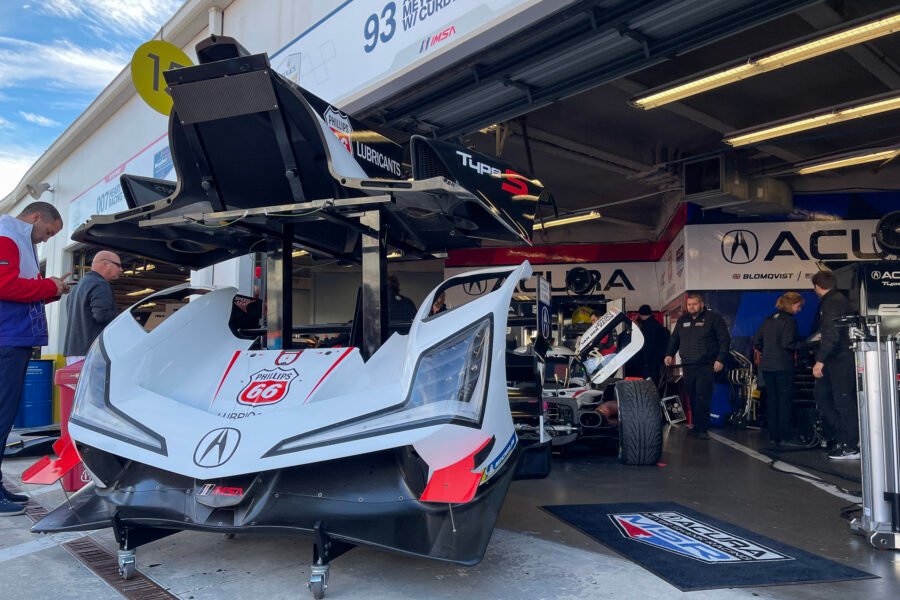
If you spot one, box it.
[31,36,551,599]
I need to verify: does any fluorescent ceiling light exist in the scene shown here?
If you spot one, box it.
[796,148,900,175]
[632,11,900,109]
[532,211,601,230]
[291,249,309,258]
[387,250,403,259]
[725,94,900,146]
[126,287,156,297]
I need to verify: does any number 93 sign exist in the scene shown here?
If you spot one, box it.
[238,369,299,406]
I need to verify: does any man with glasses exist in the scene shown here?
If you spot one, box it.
[63,250,122,361]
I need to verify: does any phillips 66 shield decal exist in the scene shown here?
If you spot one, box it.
[238,369,298,406]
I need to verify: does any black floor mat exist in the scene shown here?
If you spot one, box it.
[544,502,876,591]
[760,446,862,485]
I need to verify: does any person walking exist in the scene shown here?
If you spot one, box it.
[811,271,858,460]
[63,250,122,360]
[665,292,731,440]
[0,202,69,515]
[753,292,805,446]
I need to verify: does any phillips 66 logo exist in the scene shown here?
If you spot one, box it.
[238,369,298,406]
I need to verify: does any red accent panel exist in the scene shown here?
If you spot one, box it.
[304,347,354,403]
[420,438,492,504]
[22,434,82,485]
[213,350,241,401]
[445,205,687,267]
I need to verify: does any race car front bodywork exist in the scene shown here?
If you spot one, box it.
[33,262,532,565]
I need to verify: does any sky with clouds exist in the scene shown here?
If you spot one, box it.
[0,0,183,198]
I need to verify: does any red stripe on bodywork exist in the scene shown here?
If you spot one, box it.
[420,437,492,504]
[213,350,241,401]
[304,347,354,404]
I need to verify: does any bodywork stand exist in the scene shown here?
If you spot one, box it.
[112,513,177,579]
[308,521,356,599]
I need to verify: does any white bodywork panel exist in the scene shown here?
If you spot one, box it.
[69,263,533,489]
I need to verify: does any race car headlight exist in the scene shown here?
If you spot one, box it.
[70,337,167,455]
[406,316,492,423]
[263,317,494,457]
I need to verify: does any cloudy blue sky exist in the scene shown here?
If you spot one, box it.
[0,0,183,198]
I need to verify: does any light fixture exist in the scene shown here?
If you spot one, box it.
[386,250,403,259]
[126,287,156,297]
[291,249,309,258]
[632,11,900,109]
[532,211,601,231]
[134,263,156,272]
[122,270,135,276]
[25,182,54,199]
[725,93,900,146]
[796,147,900,175]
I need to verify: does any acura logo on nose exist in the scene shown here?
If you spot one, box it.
[721,229,759,264]
[194,428,241,468]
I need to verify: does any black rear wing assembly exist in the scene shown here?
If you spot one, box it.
[71,35,546,360]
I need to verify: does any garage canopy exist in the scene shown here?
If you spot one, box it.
[359,0,900,243]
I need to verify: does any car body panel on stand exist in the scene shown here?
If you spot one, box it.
[31,35,549,597]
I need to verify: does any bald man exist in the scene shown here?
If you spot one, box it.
[63,251,122,359]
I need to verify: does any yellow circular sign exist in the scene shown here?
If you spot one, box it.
[131,40,193,116]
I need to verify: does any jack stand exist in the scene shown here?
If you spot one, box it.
[308,521,355,599]
[845,316,900,550]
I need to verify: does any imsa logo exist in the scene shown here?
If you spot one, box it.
[610,512,793,564]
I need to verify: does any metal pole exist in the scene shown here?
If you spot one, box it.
[266,224,294,350]
[360,210,387,360]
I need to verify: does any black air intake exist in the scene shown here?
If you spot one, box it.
[411,137,452,180]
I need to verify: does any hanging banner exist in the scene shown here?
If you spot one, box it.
[445,261,661,309]
[685,220,882,290]
[271,0,573,105]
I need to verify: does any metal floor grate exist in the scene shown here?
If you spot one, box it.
[8,479,178,600]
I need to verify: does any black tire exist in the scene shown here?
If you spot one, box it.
[616,380,663,466]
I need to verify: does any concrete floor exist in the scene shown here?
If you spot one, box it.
[2,425,898,599]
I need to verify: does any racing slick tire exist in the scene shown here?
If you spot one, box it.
[616,379,663,466]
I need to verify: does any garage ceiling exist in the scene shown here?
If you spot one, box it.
[360,0,900,245]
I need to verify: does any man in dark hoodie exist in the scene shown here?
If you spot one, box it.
[665,292,731,440]
[811,270,858,460]
[63,250,122,359]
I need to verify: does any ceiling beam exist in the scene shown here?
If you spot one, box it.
[500,123,655,177]
[798,3,900,89]
[611,78,804,163]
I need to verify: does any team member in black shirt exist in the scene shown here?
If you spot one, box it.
[811,271,859,460]
[753,292,805,446]
[665,292,731,440]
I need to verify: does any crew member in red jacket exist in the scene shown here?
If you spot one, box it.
[0,202,68,515]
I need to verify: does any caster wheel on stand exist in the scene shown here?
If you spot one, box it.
[308,564,329,599]
[117,549,136,580]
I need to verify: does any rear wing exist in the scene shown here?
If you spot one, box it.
[71,35,544,269]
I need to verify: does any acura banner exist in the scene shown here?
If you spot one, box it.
[686,220,881,290]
